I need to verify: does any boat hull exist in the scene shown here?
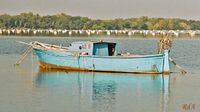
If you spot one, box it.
[33,48,170,74]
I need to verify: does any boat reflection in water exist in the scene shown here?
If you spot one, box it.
[35,70,170,112]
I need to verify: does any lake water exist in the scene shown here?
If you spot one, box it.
[0,36,200,112]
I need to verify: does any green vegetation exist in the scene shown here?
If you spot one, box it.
[0,12,200,30]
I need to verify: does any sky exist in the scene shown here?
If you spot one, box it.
[0,0,199,20]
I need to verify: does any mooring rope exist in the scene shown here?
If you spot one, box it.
[169,58,187,74]
[14,45,33,66]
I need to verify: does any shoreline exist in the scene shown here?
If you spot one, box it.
[0,29,199,38]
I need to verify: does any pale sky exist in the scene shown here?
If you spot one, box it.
[0,0,199,20]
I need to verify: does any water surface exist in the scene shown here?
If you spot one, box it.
[0,36,200,112]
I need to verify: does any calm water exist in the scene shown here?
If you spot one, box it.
[0,36,200,112]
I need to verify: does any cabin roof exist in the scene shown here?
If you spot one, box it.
[71,40,116,44]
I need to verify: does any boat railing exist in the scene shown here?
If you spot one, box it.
[31,41,68,52]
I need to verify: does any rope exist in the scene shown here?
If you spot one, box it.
[169,58,187,74]
[14,45,33,66]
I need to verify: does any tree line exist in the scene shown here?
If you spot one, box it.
[0,12,200,30]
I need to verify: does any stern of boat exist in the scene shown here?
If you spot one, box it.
[163,50,170,73]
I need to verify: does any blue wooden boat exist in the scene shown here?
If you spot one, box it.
[30,41,170,74]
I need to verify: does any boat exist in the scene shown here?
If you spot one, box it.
[24,40,171,74]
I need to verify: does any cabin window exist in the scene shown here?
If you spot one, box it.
[93,43,116,56]
[93,43,108,56]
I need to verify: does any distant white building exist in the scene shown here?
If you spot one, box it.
[68,31,72,36]
[106,30,110,35]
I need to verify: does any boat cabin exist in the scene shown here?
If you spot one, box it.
[68,41,117,56]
